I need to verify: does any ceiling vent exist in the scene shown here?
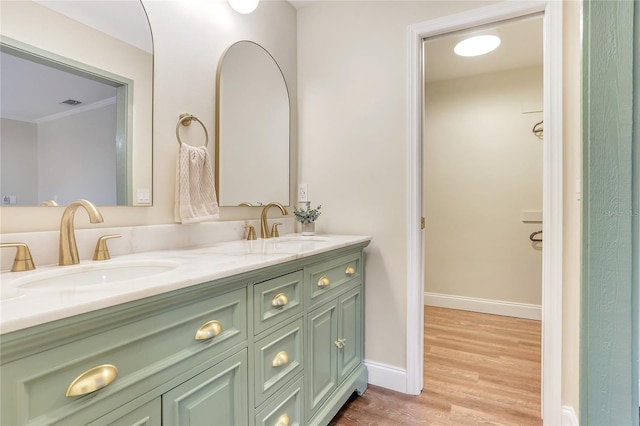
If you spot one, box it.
[60,99,82,105]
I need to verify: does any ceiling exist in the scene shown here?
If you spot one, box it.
[1,1,150,122]
[423,14,543,83]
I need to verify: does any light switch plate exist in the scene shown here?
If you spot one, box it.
[136,188,151,204]
[298,184,308,202]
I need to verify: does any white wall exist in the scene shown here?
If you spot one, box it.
[38,104,117,206]
[0,118,38,205]
[423,66,543,307]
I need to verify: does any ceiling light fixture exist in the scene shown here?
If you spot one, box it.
[228,0,259,14]
[454,35,501,57]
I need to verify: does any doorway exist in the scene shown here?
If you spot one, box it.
[407,1,563,424]
[421,15,544,423]
[422,16,544,318]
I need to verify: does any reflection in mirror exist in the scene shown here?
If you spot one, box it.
[216,41,290,207]
[0,0,153,207]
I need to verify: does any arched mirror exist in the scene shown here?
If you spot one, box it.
[216,41,290,207]
[0,0,153,207]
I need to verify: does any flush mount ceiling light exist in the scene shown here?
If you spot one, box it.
[228,0,259,14]
[454,35,501,57]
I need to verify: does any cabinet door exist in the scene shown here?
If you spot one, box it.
[337,287,362,383]
[306,300,338,418]
[88,398,161,426]
[162,350,248,426]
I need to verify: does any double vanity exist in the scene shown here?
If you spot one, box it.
[0,227,371,426]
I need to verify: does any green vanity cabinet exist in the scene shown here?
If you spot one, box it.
[0,241,369,426]
[306,287,363,422]
[304,255,366,425]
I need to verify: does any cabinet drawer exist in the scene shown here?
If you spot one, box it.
[1,286,247,425]
[255,376,303,426]
[255,318,304,406]
[306,252,361,305]
[254,271,303,335]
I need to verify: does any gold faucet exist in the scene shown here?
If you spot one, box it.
[260,202,288,238]
[59,199,104,266]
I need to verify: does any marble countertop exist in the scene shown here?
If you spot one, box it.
[0,234,371,335]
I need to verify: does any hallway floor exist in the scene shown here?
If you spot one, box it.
[329,306,542,425]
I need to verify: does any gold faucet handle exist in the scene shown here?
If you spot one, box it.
[243,225,257,241]
[271,222,283,238]
[0,243,36,272]
[93,234,121,261]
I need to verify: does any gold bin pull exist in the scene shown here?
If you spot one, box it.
[317,276,330,288]
[195,320,223,341]
[275,413,290,426]
[272,351,289,367]
[345,265,356,276]
[272,293,289,307]
[66,364,118,397]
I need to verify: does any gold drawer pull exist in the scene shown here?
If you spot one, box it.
[272,351,289,367]
[345,265,356,276]
[317,276,330,288]
[195,320,223,341]
[275,413,290,426]
[66,364,118,397]
[272,292,289,307]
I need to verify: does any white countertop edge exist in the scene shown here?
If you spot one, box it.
[0,234,371,335]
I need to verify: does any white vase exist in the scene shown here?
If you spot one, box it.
[301,222,315,236]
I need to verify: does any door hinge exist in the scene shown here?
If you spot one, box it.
[421,217,425,229]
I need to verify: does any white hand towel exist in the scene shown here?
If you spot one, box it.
[174,143,219,223]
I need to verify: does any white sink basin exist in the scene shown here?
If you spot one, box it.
[14,260,180,290]
[272,236,329,243]
[201,236,329,256]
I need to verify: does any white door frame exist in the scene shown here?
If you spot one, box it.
[406,1,563,424]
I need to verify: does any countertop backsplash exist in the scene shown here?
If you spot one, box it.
[0,218,296,271]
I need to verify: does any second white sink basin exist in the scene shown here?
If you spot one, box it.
[15,260,180,290]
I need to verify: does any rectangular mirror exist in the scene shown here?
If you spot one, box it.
[0,0,153,207]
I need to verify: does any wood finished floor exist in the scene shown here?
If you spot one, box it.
[329,306,542,426]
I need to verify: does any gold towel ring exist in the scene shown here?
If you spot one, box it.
[176,113,209,147]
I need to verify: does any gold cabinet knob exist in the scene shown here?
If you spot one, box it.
[272,292,289,307]
[345,265,356,276]
[272,351,289,367]
[66,364,118,397]
[195,320,223,341]
[317,276,330,288]
[334,338,347,349]
[275,413,290,426]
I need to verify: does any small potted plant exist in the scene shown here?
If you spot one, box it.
[293,201,322,235]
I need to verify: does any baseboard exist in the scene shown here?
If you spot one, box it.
[561,405,579,426]
[424,292,542,320]
[364,359,407,393]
